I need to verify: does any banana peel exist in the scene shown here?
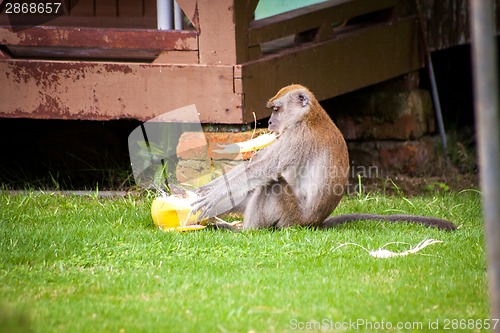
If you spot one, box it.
[213,132,277,154]
[151,132,277,232]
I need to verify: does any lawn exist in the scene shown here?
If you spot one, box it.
[0,189,488,332]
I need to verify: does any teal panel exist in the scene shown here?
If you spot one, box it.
[254,0,328,20]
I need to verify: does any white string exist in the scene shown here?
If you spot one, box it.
[331,239,444,259]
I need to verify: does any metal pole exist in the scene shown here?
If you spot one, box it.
[427,59,450,166]
[157,0,173,30]
[415,0,450,166]
[470,0,500,322]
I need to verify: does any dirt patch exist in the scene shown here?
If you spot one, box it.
[349,171,478,197]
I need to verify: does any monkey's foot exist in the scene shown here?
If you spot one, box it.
[208,218,243,231]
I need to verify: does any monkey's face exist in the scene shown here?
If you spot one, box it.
[266,87,311,134]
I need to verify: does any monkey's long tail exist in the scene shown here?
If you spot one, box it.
[321,214,457,231]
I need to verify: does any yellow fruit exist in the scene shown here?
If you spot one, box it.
[151,195,195,229]
[173,225,207,232]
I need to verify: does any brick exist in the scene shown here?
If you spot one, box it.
[175,128,270,185]
[176,159,241,187]
[347,136,437,175]
[378,138,436,174]
[333,89,435,140]
[176,131,209,160]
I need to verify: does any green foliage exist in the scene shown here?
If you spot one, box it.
[0,191,487,332]
[425,181,451,194]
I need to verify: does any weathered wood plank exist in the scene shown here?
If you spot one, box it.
[197,0,257,64]
[175,0,199,29]
[95,1,118,17]
[119,0,144,17]
[70,0,95,16]
[0,60,242,123]
[143,0,157,18]
[95,1,117,17]
[241,18,423,123]
[197,0,238,65]
[0,15,158,29]
[153,50,199,64]
[0,2,425,125]
[0,26,198,50]
[248,0,396,46]
[6,46,162,62]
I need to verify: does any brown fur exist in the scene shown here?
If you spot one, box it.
[194,84,456,231]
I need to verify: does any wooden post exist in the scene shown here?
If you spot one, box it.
[195,0,258,65]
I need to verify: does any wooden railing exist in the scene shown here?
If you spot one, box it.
[0,0,399,63]
[0,0,195,62]
[248,0,397,60]
[249,0,396,45]
[0,0,423,123]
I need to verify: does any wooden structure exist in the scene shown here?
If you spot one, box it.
[0,0,423,124]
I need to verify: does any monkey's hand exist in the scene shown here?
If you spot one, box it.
[191,152,282,222]
[191,187,218,221]
[191,183,239,222]
[191,162,256,221]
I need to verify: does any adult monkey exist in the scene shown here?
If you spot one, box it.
[193,84,456,231]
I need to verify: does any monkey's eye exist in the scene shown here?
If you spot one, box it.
[272,106,280,112]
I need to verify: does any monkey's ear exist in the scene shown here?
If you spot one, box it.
[298,94,309,107]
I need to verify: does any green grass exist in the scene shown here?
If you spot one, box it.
[0,190,488,332]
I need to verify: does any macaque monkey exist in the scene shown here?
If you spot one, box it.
[193,84,456,231]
